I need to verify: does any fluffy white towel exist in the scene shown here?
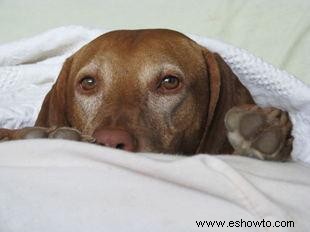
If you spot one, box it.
[0,26,309,163]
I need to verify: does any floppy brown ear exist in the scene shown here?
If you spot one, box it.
[196,50,255,154]
[35,57,73,127]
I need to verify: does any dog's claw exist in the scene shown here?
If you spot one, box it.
[225,105,293,161]
[49,127,82,141]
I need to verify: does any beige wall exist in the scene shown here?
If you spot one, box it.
[0,0,232,43]
[1,0,310,83]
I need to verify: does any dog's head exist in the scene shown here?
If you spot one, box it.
[36,29,253,154]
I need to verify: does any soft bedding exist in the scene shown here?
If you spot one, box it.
[0,27,310,231]
[1,140,310,232]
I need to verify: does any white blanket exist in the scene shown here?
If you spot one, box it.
[1,139,309,232]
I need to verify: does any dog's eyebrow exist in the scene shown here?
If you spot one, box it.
[136,63,185,88]
[76,62,99,77]
[141,63,185,78]
[161,64,185,76]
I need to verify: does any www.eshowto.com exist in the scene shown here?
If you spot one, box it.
[195,218,294,229]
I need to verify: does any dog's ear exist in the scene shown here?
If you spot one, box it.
[196,49,255,154]
[35,57,73,127]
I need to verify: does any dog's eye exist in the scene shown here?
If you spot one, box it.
[80,76,96,91]
[159,75,180,90]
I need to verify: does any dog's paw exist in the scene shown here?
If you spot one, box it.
[0,127,95,143]
[48,127,95,143]
[0,128,15,141]
[224,105,293,161]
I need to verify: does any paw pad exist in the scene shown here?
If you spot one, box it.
[225,106,292,161]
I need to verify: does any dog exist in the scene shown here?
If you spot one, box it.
[0,29,293,160]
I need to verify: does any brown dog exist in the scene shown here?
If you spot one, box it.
[0,29,293,160]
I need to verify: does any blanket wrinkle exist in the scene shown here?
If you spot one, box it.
[0,26,310,163]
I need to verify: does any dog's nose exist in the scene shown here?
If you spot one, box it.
[92,129,136,152]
